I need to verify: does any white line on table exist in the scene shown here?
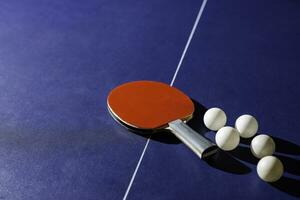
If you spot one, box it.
[170,0,208,87]
[122,136,151,200]
[123,0,208,199]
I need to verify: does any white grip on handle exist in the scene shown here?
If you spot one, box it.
[168,119,218,159]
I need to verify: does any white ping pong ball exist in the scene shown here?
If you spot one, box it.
[251,134,275,158]
[257,156,284,182]
[203,108,227,131]
[215,126,240,151]
[235,114,258,138]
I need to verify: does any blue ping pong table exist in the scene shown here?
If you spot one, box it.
[0,0,299,199]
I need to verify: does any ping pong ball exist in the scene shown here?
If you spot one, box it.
[215,126,240,151]
[203,108,227,131]
[251,134,275,158]
[257,156,284,182]
[235,114,258,138]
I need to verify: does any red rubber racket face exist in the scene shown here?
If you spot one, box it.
[107,81,194,130]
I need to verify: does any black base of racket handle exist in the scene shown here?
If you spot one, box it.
[168,119,218,159]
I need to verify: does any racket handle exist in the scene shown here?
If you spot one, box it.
[168,119,218,159]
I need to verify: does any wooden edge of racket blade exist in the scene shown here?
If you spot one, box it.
[107,98,194,133]
[107,105,154,134]
[106,99,140,129]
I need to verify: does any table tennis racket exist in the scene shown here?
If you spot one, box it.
[107,81,218,158]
